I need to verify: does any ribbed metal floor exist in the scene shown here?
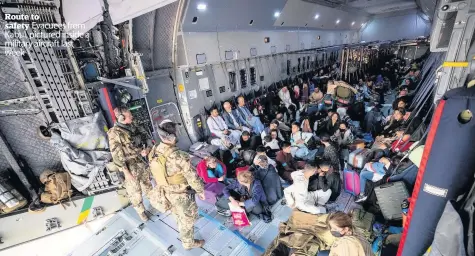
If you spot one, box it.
[138,189,358,256]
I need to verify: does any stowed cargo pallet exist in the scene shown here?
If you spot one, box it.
[69,190,359,256]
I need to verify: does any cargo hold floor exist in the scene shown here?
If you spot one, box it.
[68,188,359,256]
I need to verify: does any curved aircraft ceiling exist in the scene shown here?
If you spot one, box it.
[182,0,418,32]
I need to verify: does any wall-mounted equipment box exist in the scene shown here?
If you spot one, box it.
[250,48,257,57]
[225,50,234,60]
[196,53,207,64]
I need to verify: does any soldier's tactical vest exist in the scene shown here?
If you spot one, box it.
[149,146,187,186]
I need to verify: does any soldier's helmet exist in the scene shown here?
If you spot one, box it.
[39,169,55,184]
[159,119,181,135]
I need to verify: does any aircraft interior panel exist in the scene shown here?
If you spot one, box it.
[0,0,474,255]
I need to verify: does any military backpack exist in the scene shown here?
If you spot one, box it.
[351,208,375,241]
[39,170,73,204]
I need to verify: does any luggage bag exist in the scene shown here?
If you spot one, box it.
[201,182,225,204]
[351,208,375,241]
[189,142,219,159]
[344,167,360,196]
[374,181,409,221]
[348,148,373,169]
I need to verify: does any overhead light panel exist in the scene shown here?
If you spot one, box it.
[314,14,319,19]
[274,11,280,18]
[336,19,340,24]
[351,21,355,26]
[197,3,207,10]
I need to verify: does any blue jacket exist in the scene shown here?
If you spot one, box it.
[222,110,246,130]
[223,179,267,209]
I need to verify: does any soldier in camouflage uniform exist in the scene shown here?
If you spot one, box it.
[108,106,152,221]
[148,119,206,250]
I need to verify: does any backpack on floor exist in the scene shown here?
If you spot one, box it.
[40,170,73,204]
[351,208,375,241]
[335,85,355,105]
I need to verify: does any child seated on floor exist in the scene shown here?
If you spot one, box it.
[196,156,227,183]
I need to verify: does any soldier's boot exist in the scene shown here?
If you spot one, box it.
[138,211,149,222]
[184,240,205,250]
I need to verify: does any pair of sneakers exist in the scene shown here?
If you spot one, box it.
[216,208,232,217]
[355,194,368,203]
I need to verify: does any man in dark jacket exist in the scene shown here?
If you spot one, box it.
[240,131,261,151]
[216,170,267,215]
[315,161,341,202]
[251,155,283,205]
[275,142,305,183]
[222,101,250,132]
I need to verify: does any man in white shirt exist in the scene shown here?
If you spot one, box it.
[278,87,296,109]
[206,106,241,148]
[283,165,331,215]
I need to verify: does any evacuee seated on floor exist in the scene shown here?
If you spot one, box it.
[290,122,317,160]
[309,160,341,202]
[327,112,341,136]
[276,142,306,184]
[321,136,341,173]
[254,146,277,167]
[196,156,227,184]
[251,155,283,205]
[355,157,395,203]
[261,119,285,141]
[325,212,375,256]
[239,131,261,151]
[330,121,354,167]
[284,164,331,214]
[336,107,356,133]
[262,133,281,157]
[380,108,407,138]
[216,170,268,216]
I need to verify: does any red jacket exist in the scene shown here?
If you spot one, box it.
[196,160,227,183]
[391,139,413,153]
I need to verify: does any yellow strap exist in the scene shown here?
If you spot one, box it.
[467,80,475,88]
[442,62,469,67]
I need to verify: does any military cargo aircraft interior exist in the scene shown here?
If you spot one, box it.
[0,0,474,255]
